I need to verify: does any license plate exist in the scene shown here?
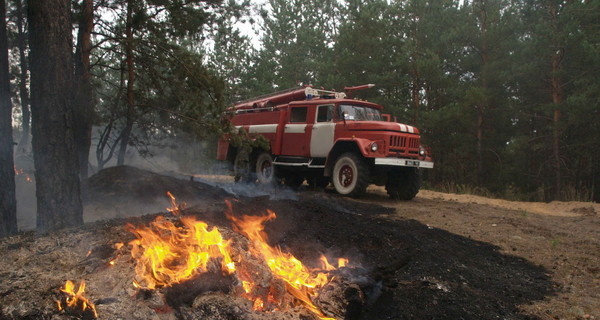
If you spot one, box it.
[405,160,419,167]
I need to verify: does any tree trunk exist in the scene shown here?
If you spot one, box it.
[96,63,126,170]
[73,0,94,178]
[551,51,563,200]
[411,68,421,123]
[117,0,135,166]
[28,0,83,232]
[0,0,18,237]
[409,9,421,124]
[15,0,30,154]
[476,106,484,183]
[593,155,599,203]
[549,3,564,200]
[476,0,489,185]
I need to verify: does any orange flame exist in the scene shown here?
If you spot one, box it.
[166,191,181,216]
[225,200,337,319]
[57,280,98,318]
[128,217,236,289]
[13,166,32,182]
[127,193,235,289]
[127,194,345,319]
[319,255,349,271]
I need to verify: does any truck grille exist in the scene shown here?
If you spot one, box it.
[389,135,420,156]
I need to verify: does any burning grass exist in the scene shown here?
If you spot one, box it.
[56,280,98,319]
[127,215,236,290]
[122,193,352,319]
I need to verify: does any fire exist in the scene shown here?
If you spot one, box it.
[225,200,338,319]
[13,166,32,182]
[127,215,236,289]
[166,191,181,216]
[319,255,348,271]
[126,193,346,319]
[57,280,98,318]
[127,193,235,289]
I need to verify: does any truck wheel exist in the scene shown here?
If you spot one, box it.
[386,168,420,200]
[332,152,369,197]
[255,152,275,184]
[233,149,255,183]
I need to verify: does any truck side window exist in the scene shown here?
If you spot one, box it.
[290,107,307,123]
[316,105,334,122]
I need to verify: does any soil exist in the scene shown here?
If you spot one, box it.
[1,166,598,320]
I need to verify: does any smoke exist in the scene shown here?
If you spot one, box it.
[14,130,302,231]
[13,152,36,231]
[83,196,173,224]
[89,126,227,177]
[195,177,299,201]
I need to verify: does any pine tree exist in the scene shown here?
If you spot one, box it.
[73,0,94,177]
[253,0,339,91]
[28,0,83,232]
[92,0,227,167]
[0,0,17,237]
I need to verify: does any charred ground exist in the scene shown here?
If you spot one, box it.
[0,166,598,319]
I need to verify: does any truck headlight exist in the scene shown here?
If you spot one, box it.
[419,146,426,158]
[370,142,378,152]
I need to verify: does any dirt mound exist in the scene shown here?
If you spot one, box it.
[82,165,226,203]
[81,166,228,223]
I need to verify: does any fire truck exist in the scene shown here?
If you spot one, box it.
[217,85,433,200]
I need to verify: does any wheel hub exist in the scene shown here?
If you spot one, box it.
[339,165,353,187]
[261,161,272,177]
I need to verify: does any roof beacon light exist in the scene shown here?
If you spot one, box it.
[305,87,347,100]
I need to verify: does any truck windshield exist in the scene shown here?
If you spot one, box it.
[339,104,382,121]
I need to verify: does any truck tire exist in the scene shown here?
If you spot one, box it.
[332,152,369,197]
[386,168,420,200]
[233,149,255,183]
[255,152,275,184]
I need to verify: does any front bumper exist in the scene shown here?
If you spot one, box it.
[374,158,434,169]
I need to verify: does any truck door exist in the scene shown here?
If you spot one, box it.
[310,104,335,158]
[281,106,309,156]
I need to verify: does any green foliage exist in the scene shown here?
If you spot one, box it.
[551,237,561,248]
[249,0,340,92]
[228,126,270,153]
[91,0,234,167]
[205,0,255,104]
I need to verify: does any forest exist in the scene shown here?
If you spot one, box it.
[0,0,599,236]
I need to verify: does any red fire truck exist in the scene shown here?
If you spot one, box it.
[217,85,433,200]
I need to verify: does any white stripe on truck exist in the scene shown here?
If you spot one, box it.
[248,124,278,134]
[283,124,307,134]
